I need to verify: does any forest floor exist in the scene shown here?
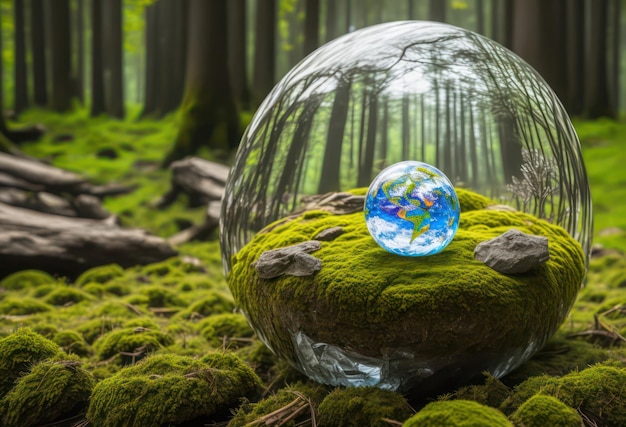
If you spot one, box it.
[0,109,625,426]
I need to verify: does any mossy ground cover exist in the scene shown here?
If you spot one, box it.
[0,111,625,425]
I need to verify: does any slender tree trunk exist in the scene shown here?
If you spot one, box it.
[511,0,567,102]
[228,0,250,109]
[165,0,239,166]
[318,78,351,193]
[402,96,410,159]
[90,0,105,116]
[609,0,620,114]
[325,0,339,41]
[31,0,47,106]
[476,0,485,34]
[252,0,277,106]
[0,5,8,134]
[358,95,378,187]
[103,0,124,118]
[141,3,159,117]
[75,0,85,103]
[584,0,613,118]
[429,0,446,22]
[14,0,28,115]
[49,0,73,112]
[304,0,320,56]
[565,0,585,116]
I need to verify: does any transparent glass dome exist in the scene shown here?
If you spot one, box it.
[220,21,592,394]
[222,21,591,272]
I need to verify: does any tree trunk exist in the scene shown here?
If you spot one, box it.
[228,0,250,109]
[429,0,446,22]
[357,95,378,187]
[75,0,85,103]
[14,0,28,115]
[318,78,352,193]
[565,0,585,116]
[90,0,105,116]
[31,0,48,106]
[304,0,320,56]
[325,0,339,41]
[102,0,124,118]
[252,0,277,106]
[511,0,567,103]
[49,0,73,112]
[141,3,159,117]
[584,0,613,118]
[164,0,240,166]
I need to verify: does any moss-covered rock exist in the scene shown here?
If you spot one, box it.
[317,386,413,427]
[444,373,511,409]
[0,328,62,397]
[0,269,55,291]
[403,400,512,426]
[0,359,94,426]
[44,286,92,305]
[77,318,121,344]
[199,313,254,348]
[510,395,582,427]
[174,290,235,320]
[75,263,125,286]
[228,382,328,426]
[126,285,186,308]
[499,374,561,415]
[0,297,52,315]
[53,330,91,357]
[87,353,262,427]
[229,189,585,393]
[93,325,174,361]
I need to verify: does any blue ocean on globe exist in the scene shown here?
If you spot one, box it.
[365,161,460,256]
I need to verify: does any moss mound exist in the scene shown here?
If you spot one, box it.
[87,353,262,426]
[229,189,585,393]
[0,297,52,315]
[0,359,94,426]
[93,325,174,360]
[174,290,235,320]
[510,395,582,427]
[403,400,512,426]
[228,382,328,426]
[0,328,63,397]
[75,263,125,286]
[53,330,91,357]
[199,313,255,348]
[0,269,55,291]
[317,386,413,427]
[44,286,92,305]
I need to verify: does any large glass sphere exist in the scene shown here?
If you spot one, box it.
[220,21,592,394]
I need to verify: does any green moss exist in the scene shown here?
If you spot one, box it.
[77,318,121,344]
[30,324,59,339]
[317,386,413,427]
[93,325,174,361]
[555,363,626,426]
[53,331,91,357]
[75,263,125,286]
[0,297,52,315]
[444,373,511,409]
[104,281,131,296]
[0,328,62,397]
[44,286,92,306]
[174,290,235,320]
[403,400,512,426]
[199,313,254,348]
[228,382,329,426]
[0,359,94,426]
[0,270,55,291]
[31,284,55,298]
[91,300,148,318]
[125,285,186,308]
[229,189,585,388]
[87,353,262,427]
[499,375,560,415]
[511,395,582,427]
[456,187,495,212]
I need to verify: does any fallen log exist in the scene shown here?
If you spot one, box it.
[0,202,177,279]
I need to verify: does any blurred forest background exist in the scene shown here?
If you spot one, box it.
[1,0,624,157]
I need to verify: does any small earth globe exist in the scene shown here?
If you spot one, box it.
[365,161,459,256]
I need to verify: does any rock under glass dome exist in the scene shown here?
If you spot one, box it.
[221,20,591,273]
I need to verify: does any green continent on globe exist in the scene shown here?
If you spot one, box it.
[228,188,585,394]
